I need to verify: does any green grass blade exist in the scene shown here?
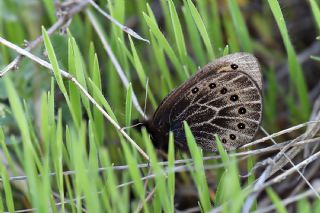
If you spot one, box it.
[144,7,185,80]
[125,83,133,134]
[149,32,174,91]
[167,132,175,212]
[310,0,320,31]
[67,37,82,127]
[182,4,206,66]
[227,0,252,52]
[88,79,118,123]
[268,0,310,120]
[167,0,187,61]
[42,26,67,95]
[3,77,40,166]
[297,199,311,213]
[215,135,229,163]
[70,38,91,114]
[1,164,15,212]
[121,138,149,212]
[266,187,287,213]
[186,0,215,59]
[210,1,224,51]
[184,122,212,211]
[129,36,157,108]
[223,14,240,52]
[41,0,56,23]
[143,128,170,211]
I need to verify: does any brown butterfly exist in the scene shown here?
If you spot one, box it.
[142,53,262,151]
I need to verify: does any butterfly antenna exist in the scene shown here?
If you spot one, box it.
[122,78,150,132]
[121,121,144,131]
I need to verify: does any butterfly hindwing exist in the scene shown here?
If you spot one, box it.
[148,53,262,151]
[166,71,262,151]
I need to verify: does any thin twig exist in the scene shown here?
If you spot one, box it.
[135,187,156,213]
[0,0,149,79]
[241,137,320,177]
[87,0,149,43]
[242,126,320,212]
[277,42,320,84]
[135,168,153,213]
[267,108,320,177]
[9,150,320,213]
[289,159,320,196]
[242,120,320,148]
[0,36,149,161]
[254,184,320,213]
[244,104,320,210]
[243,112,320,211]
[3,136,320,183]
[0,0,89,78]
[260,150,320,190]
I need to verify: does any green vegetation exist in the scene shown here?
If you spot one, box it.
[0,0,319,212]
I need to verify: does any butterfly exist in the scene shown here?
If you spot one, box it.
[143,53,262,151]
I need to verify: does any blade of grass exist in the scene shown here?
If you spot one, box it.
[88,79,118,123]
[266,187,287,213]
[143,128,170,212]
[210,1,224,51]
[67,36,82,128]
[184,121,212,211]
[129,36,157,108]
[42,27,67,95]
[298,199,311,213]
[227,0,252,52]
[310,0,320,31]
[223,13,240,52]
[167,132,175,211]
[41,0,56,23]
[99,149,126,212]
[70,37,92,117]
[3,76,41,169]
[90,48,104,144]
[0,164,15,212]
[186,0,215,60]
[268,0,310,121]
[182,5,206,66]
[144,6,186,80]
[125,83,133,134]
[121,138,149,212]
[264,68,278,131]
[54,109,65,212]
[149,32,174,92]
[167,0,187,61]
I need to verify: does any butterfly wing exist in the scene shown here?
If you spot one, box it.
[149,53,262,151]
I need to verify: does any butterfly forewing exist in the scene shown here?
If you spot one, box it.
[148,53,262,151]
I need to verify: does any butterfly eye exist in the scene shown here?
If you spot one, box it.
[237,123,246,129]
[220,87,227,94]
[222,138,227,144]
[238,107,246,114]
[230,95,239,101]
[209,83,216,89]
[231,64,238,70]
[191,87,199,94]
[229,134,236,140]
